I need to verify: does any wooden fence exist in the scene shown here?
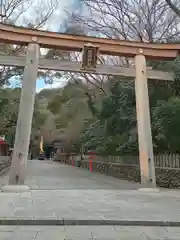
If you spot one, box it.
[84,154,180,168]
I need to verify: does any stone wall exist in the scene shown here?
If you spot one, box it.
[0,156,11,174]
[60,157,180,189]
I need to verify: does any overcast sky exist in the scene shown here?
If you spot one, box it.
[37,0,83,92]
[6,0,84,92]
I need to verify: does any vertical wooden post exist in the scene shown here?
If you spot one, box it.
[2,43,39,192]
[134,53,156,187]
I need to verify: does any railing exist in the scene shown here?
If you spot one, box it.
[58,153,180,188]
[82,154,180,169]
[154,154,180,168]
[55,153,180,169]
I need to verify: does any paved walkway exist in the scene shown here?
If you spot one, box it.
[0,225,180,240]
[0,160,141,190]
[0,160,180,239]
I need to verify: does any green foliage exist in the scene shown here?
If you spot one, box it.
[78,56,180,155]
[0,88,48,147]
[47,81,91,129]
[152,97,180,153]
[0,88,21,137]
[172,56,180,96]
[43,54,180,156]
[1,51,180,157]
[80,80,138,155]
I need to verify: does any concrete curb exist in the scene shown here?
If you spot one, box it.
[0,219,180,226]
[1,184,30,193]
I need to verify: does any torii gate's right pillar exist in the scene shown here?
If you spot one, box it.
[134,52,156,187]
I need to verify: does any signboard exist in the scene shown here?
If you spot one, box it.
[82,43,99,70]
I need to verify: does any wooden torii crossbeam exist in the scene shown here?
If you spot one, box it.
[0,55,173,81]
[0,23,179,59]
[0,23,177,192]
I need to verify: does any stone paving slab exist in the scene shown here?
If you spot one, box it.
[0,189,180,223]
[0,160,140,190]
[0,161,180,224]
[0,161,180,238]
[0,226,179,239]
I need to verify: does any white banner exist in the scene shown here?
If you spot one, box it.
[0,135,5,141]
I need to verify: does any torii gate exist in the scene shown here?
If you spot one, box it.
[0,23,177,192]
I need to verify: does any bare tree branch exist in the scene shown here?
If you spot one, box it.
[0,0,59,86]
[165,0,180,17]
[75,0,180,42]
[58,0,180,92]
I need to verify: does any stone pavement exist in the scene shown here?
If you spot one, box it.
[0,160,180,239]
[0,225,180,240]
[0,160,141,190]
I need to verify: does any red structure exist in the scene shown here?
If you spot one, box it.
[0,139,9,156]
[87,151,96,173]
[72,157,75,167]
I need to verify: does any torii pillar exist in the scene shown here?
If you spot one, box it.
[2,43,39,192]
[135,50,156,189]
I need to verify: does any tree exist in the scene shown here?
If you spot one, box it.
[45,14,109,94]
[46,78,109,151]
[0,88,21,146]
[0,87,50,149]
[47,81,92,146]
[80,79,138,155]
[165,0,180,17]
[152,97,180,153]
[0,0,59,86]
[1,0,58,28]
[39,113,58,144]
[67,0,180,98]
[75,0,180,43]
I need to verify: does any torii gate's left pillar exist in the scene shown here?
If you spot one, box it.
[2,43,39,192]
